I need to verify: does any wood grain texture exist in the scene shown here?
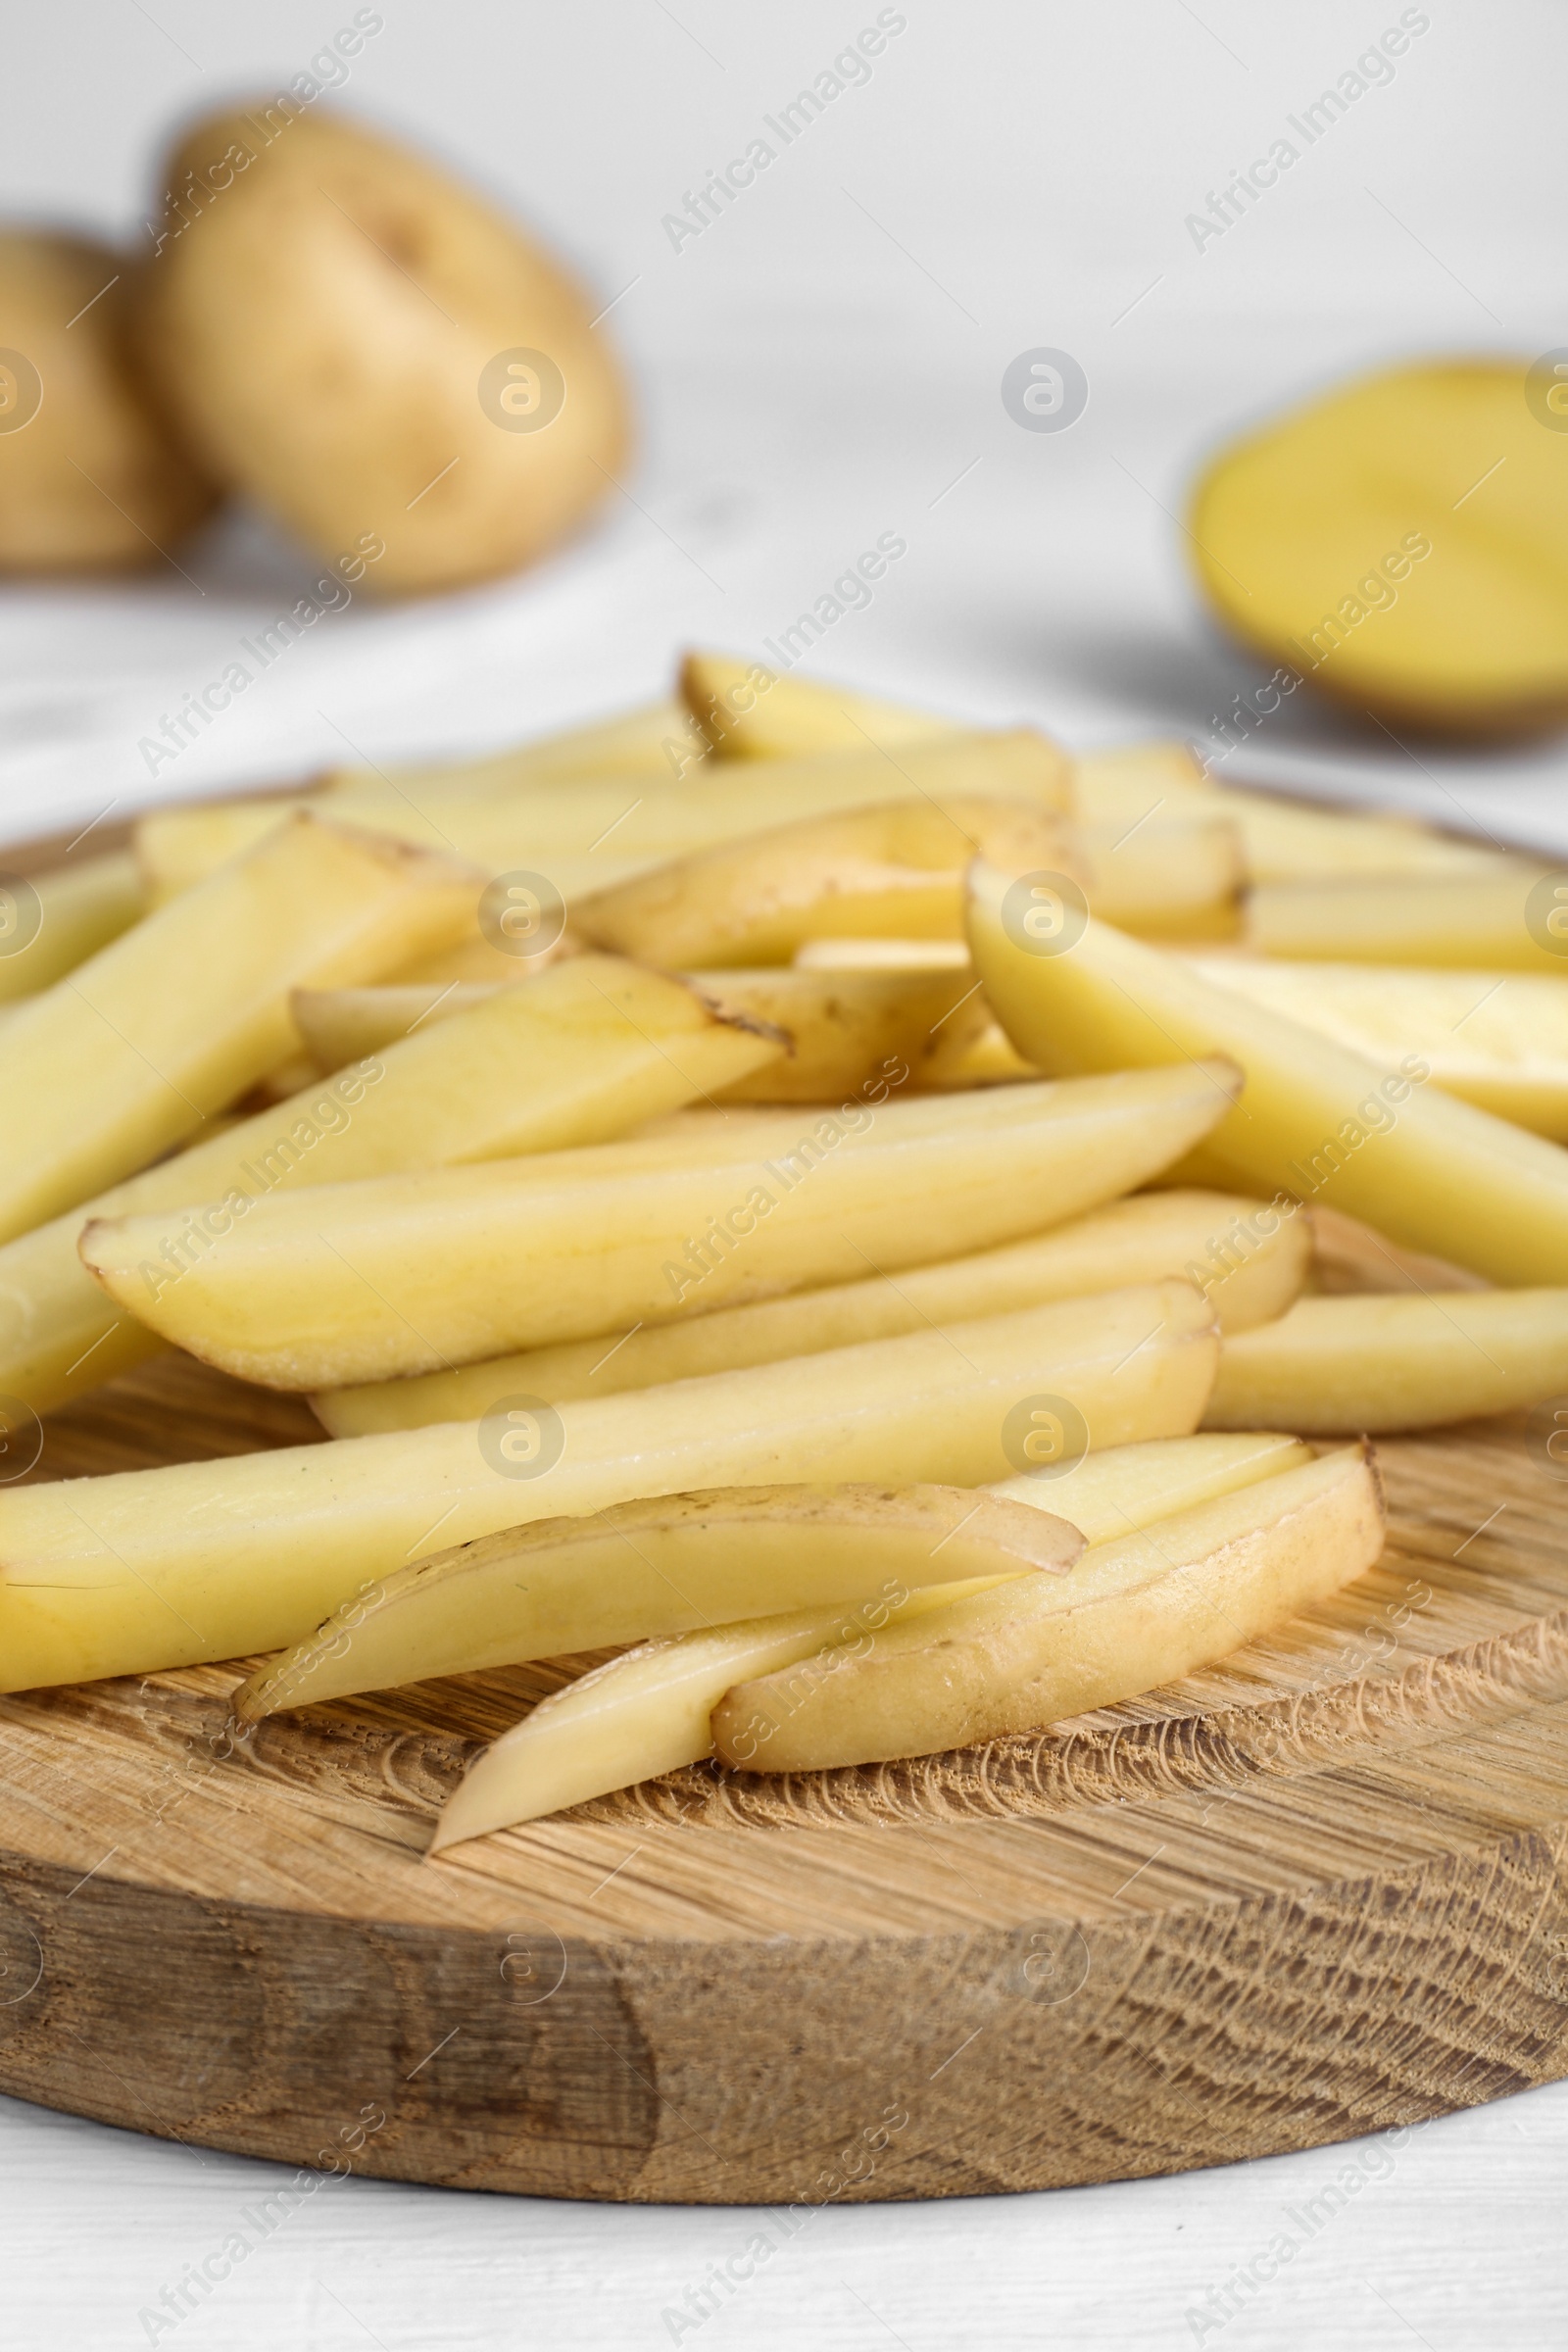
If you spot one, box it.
[4,818,1568,2205]
[2,1348,1567,2204]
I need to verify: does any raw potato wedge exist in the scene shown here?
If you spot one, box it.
[1191,956,1568,1141]
[1080,817,1243,942]
[429,1429,1307,1838]
[292,964,995,1102]
[0,814,476,1247]
[0,851,144,1004]
[794,938,970,971]
[1246,876,1561,972]
[314,1187,1304,1434]
[967,859,1568,1287]
[680,650,957,760]
[135,731,1071,900]
[325,698,703,794]
[1071,742,1507,883]
[1191,360,1568,734]
[0,956,782,1418]
[712,1445,1384,1772]
[0,1285,1218,1690]
[83,1065,1239,1389]
[234,1484,1086,1721]
[1204,1290,1568,1433]
[571,796,1080,966]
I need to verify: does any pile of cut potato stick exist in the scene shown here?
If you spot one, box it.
[3,649,1567,1850]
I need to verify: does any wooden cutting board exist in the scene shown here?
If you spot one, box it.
[2,824,1568,2203]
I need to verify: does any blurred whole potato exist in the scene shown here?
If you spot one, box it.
[0,230,217,572]
[137,105,631,594]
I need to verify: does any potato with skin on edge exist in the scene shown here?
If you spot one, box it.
[0,954,782,1421]
[712,1444,1385,1775]
[0,229,217,573]
[233,1483,1087,1724]
[1191,360,1568,735]
[0,1284,1219,1693]
[428,1430,1309,1842]
[135,106,630,593]
[966,858,1568,1288]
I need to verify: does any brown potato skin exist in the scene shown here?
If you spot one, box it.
[136,106,631,594]
[0,230,217,573]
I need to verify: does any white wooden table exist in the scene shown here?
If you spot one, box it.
[6,2080,1566,2349]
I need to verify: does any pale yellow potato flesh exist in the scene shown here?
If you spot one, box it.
[680,651,956,760]
[1190,361,1568,733]
[571,796,1079,967]
[323,699,701,795]
[0,956,782,1418]
[712,1446,1383,1772]
[0,815,476,1248]
[314,1187,1303,1435]
[0,851,145,1004]
[83,1064,1238,1390]
[1190,956,1568,1141]
[0,1284,1218,1691]
[967,858,1568,1287]
[1072,743,1509,883]
[135,731,1071,900]
[234,1483,1087,1721]
[430,1428,1304,1840]
[794,938,971,971]
[1246,876,1562,972]
[1079,817,1243,941]
[1204,1290,1568,1432]
[292,964,997,1102]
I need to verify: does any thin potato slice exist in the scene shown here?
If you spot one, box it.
[0,1284,1218,1690]
[234,1483,1085,1721]
[712,1445,1384,1772]
[428,1428,1305,1840]
[0,814,475,1247]
[680,650,956,760]
[0,851,144,1004]
[0,956,782,1419]
[572,797,1078,967]
[1246,875,1559,971]
[1191,956,1568,1141]
[82,1064,1239,1390]
[314,1186,1303,1435]
[1204,1290,1568,1432]
[968,858,1568,1287]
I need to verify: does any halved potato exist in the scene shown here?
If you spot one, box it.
[1191,360,1568,734]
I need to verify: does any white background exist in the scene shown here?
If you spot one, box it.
[4,4,1568,2343]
